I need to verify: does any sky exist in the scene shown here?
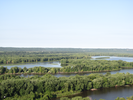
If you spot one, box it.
[0,0,133,48]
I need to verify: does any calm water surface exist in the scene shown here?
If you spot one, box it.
[92,56,133,62]
[19,68,133,77]
[2,56,133,69]
[18,56,133,77]
[52,85,133,100]
[2,61,61,69]
[2,56,133,100]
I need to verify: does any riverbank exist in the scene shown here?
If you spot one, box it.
[59,95,133,100]
[0,69,120,76]
[51,84,133,100]
[51,90,82,99]
[57,69,121,74]
[0,68,129,76]
[0,60,61,66]
[1,72,133,100]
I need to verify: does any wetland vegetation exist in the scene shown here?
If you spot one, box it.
[1,72,133,100]
[0,59,133,75]
[1,48,133,100]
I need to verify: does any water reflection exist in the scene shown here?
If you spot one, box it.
[10,56,133,100]
[92,56,133,62]
[2,61,61,69]
[18,68,133,78]
[2,56,133,78]
[52,85,133,100]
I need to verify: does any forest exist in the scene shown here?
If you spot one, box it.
[0,48,133,100]
[0,72,133,100]
[0,59,133,75]
[0,51,133,65]
[0,51,91,64]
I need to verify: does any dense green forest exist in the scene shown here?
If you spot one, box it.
[60,59,133,73]
[0,48,133,100]
[0,52,92,64]
[0,72,133,100]
[0,48,133,65]
[0,51,133,65]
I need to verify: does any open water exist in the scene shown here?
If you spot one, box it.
[1,56,133,100]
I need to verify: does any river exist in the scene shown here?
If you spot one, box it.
[1,56,133,100]
[91,56,133,62]
[51,85,133,100]
[16,56,133,77]
[2,61,61,69]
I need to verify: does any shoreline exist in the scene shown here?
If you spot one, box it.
[2,67,133,76]
[0,60,61,66]
[0,68,132,76]
[0,70,120,76]
[51,84,132,100]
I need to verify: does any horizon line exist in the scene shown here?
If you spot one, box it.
[0,46,133,49]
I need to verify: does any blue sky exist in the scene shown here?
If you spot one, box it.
[0,0,133,48]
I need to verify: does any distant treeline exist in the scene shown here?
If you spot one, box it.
[1,72,133,100]
[0,52,91,64]
[0,47,133,53]
[0,51,133,65]
[0,60,133,75]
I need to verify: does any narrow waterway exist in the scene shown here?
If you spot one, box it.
[2,56,133,69]
[19,68,133,78]
[1,56,133,100]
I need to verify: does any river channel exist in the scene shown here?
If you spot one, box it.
[2,56,133,77]
[1,56,133,100]
[52,56,133,100]
[52,85,133,100]
[7,56,133,77]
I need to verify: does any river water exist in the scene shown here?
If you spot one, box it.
[55,85,133,100]
[1,56,133,78]
[2,56,133,69]
[1,56,133,100]
[51,55,133,100]
[91,56,133,62]
[16,56,133,77]
[19,68,133,78]
[2,61,61,69]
